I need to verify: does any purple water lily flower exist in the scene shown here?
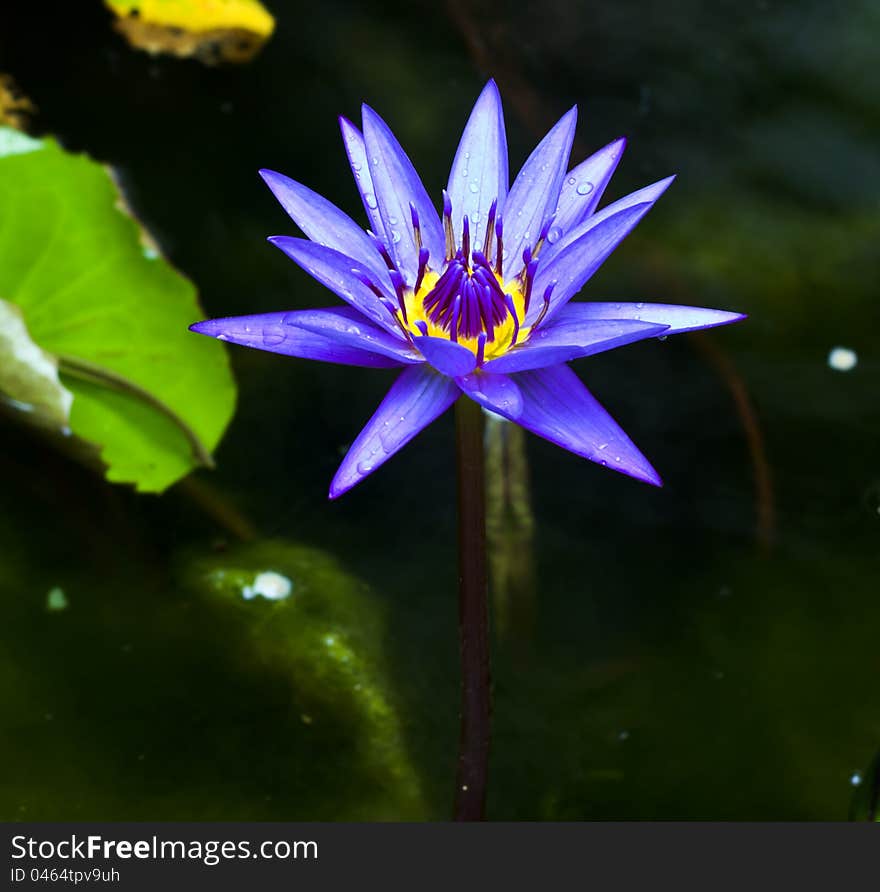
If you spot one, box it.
[191,81,744,498]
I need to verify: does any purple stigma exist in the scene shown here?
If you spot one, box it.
[475,331,487,366]
[415,246,430,293]
[532,282,555,330]
[504,294,520,346]
[367,230,396,272]
[421,248,510,342]
[483,199,498,256]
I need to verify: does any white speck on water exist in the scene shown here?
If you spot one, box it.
[46,587,68,612]
[242,571,293,602]
[828,346,857,371]
[617,730,630,742]
[576,182,594,196]
[850,772,862,786]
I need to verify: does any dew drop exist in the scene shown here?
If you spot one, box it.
[597,443,608,451]
[365,192,378,209]
[547,226,562,244]
[388,215,398,225]
[468,182,479,193]
[262,325,286,347]
[352,161,362,172]
[636,302,645,309]
[567,176,576,186]
[391,230,401,244]
[576,181,594,196]
[462,168,469,177]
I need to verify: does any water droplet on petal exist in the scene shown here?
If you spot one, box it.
[391,230,401,244]
[262,325,286,347]
[636,302,645,309]
[567,176,576,186]
[365,192,378,209]
[468,182,479,193]
[388,215,398,225]
[352,161,362,172]
[547,226,562,244]
[576,181,594,196]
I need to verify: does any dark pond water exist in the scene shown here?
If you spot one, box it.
[1,0,878,820]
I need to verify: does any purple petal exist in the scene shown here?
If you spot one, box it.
[330,365,459,497]
[501,106,577,279]
[553,137,626,236]
[483,318,668,374]
[456,370,523,417]
[487,364,662,486]
[285,306,420,364]
[542,175,674,267]
[529,203,654,326]
[551,302,747,335]
[447,79,509,249]
[413,335,477,377]
[361,105,445,284]
[338,117,386,238]
[268,236,400,334]
[190,313,403,368]
[259,169,391,288]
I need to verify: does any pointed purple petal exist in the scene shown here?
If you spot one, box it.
[361,105,445,283]
[268,236,400,335]
[447,79,509,249]
[413,335,477,377]
[542,175,674,267]
[552,302,747,335]
[529,203,654,326]
[330,365,459,497]
[285,306,420,363]
[501,106,577,279]
[190,313,403,368]
[553,137,626,236]
[456,370,523,417]
[483,318,668,374]
[338,117,386,239]
[475,363,662,486]
[259,169,391,288]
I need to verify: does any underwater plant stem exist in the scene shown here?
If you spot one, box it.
[454,396,490,821]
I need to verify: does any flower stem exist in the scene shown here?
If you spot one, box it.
[454,396,490,821]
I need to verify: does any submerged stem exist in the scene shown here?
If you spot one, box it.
[454,397,490,821]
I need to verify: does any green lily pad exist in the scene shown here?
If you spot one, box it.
[0,126,235,492]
